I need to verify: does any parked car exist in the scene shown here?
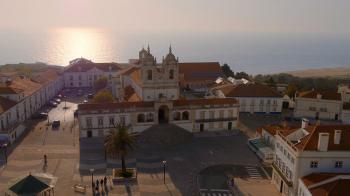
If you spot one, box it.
[49,101,58,107]
[55,98,61,103]
[87,93,94,99]
[83,100,88,104]
[57,94,62,98]
[31,112,48,119]
[52,120,60,128]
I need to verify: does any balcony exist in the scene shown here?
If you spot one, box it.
[272,162,293,187]
[195,117,237,123]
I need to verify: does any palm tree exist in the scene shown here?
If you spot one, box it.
[104,123,136,174]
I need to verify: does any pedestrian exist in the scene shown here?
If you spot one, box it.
[231,178,235,187]
[104,176,107,186]
[100,179,104,190]
[44,154,47,165]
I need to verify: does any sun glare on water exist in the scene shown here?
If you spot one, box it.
[48,27,115,65]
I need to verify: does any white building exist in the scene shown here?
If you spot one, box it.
[208,83,283,114]
[78,98,239,137]
[294,91,342,120]
[0,71,64,143]
[63,58,121,88]
[77,46,240,137]
[338,84,350,102]
[272,120,350,196]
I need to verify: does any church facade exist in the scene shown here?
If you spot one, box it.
[77,46,240,137]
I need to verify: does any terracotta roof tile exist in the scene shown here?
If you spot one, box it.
[65,61,120,72]
[215,83,281,98]
[302,173,350,196]
[295,124,350,151]
[123,85,141,102]
[173,98,238,106]
[179,62,222,82]
[0,86,23,94]
[2,77,42,97]
[298,91,341,101]
[0,96,18,115]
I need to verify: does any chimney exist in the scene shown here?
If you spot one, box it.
[318,133,329,152]
[316,93,322,99]
[334,130,342,144]
[301,118,309,129]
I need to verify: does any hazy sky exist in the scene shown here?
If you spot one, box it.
[1,0,350,36]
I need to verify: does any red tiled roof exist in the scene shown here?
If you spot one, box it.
[0,96,18,115]
[78,98,238,111]
[65,61,121,72]
[258,124,298,136]
[0,86,23,94]
[4,77,42,97]
[173,98,238,106]
[129,68,142,86]
[179,62,222,82]
[123,85,141,102]
[215,83,281,98]
[302,173,350,196]
[295,124,350,151]
[78,101,154,111]
[298,91,341,101]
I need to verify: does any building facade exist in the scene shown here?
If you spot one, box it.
[294,91,342,120]
[0,71,64,143]
[78,98,239,137]
[271,121,350,196]
[63,58,121,88]
[208,83,283,114]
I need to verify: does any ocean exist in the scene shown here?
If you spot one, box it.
[0,28,350,75]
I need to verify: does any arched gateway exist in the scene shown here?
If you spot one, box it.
[158,105,169,123]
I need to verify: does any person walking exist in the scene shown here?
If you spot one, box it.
[44,154,47,166]
[104,176,107,186]
[100,179,104,191]
[95,179,99,191]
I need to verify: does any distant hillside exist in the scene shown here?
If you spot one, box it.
[0,63,63,77]
[284,67,350,78]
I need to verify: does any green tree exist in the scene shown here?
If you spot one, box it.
[285,83,298,97]
[235,71,250,79]
[221,63,234,77]
[92,89,114,103]
[105,123,136,174]
[93,76,108,91]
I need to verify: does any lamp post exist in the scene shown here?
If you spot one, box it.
[2,143,8,164]
[90,168,94,190]
[162,160,167,184]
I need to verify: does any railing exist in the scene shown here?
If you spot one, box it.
[195,117,237,123]
[272,162,293,187]
[276,130,298,152]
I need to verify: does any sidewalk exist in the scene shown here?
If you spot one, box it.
[231,177,279,196]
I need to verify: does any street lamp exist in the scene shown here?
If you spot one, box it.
[2,143,8,164]
[90,168,94,190]
[162,160,167,184]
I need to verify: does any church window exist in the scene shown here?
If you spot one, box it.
[182,111,189,120]
[137,113,145,123]
[169,69,174,79]
[147,70,152,80]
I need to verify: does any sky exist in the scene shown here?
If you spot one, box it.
[1,0,350,36]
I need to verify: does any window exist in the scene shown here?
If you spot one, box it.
[109,117,114,126]
[98,117,103,126]
[147,70,152,80]
[137,113,145,123]
[200,111,205,119]
[86,117,92,128]
[309,107,316,111]
[169,69,174,79]
[219,110,224,118]
[182,111,189,120]
[320,108,327,112]
[310,161,318,168]
[335,161,343,168]
[209,111,215,119]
